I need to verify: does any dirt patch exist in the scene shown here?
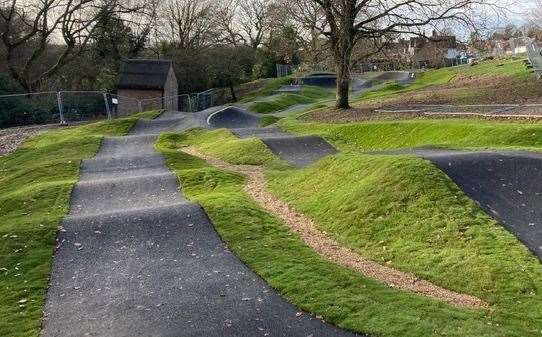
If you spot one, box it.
[182,146,488,309]
[0,124,57,156]
[394,75,542,106]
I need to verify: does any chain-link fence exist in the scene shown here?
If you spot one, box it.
[0,91,196,129]
[191,89,227,112]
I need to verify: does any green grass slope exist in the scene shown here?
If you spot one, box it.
[353,56,536,106]
[0,112,160,337]
[280,118,542,152]
[267,153,542,335]
[247,86,334,114]
[156,133,514,337]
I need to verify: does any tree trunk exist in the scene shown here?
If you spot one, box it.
[335,51,351,109]
[229,85,238,102]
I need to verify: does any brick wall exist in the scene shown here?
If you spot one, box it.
[117,89,162,115]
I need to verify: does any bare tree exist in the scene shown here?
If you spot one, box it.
[160,0,218,50]
[0,0,146,91]
[215,0,246,46]
[283,0,328,66]
[238,0,273,49]
[310,0,508,109]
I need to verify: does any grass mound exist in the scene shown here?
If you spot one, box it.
[168,128,282,166]
[281,118,542,151]
[0,112,159,337]
[156,132,508,337]
[157,128,542,337]
[247,86,334,114]
[239,76,293,103]
[266,153,542,331]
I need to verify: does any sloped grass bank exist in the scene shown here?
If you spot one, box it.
[267,153,542,335]
[352,57,537,106]
[280,118,542,152]
[170,128,283,167]
[238,76,293,103]
[247,86,334,114]
[157,130,540,337]
[0,112,159,337]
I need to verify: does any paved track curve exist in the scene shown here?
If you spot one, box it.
[41,111,359,337]
[378,149,542,262]
[415,149,542,261]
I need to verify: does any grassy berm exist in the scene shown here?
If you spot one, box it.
[157,127,542,337]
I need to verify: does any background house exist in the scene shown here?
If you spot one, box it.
[117,59,178,115]
[409,31,459,68]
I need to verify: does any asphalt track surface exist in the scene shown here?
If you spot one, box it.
[41,111,359,337]
[232,127,337,167]
[382,149,542,262]
[200,106,338,167]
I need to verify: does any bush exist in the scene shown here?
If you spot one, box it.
[0,76,57,128]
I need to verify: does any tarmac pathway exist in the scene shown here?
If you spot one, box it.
[40,111,359,337]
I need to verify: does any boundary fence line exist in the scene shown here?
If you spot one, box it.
[0,91,195,128]
[527,39,542,79]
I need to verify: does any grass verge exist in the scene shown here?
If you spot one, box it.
[0,112,160,337]
[351,56,537,106]
[247,86,334,114]
[156,129,541,337]
[280,118,542,152]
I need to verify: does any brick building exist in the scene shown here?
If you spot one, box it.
[117,59,178,115]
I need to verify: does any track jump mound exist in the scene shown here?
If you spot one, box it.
[206,106,261,129]
[412,149,542,261]
[232,127,338,167]
[130,115,199,135]
[262,135,337,167]
[300,73,337,87]
[374,71,414,84]
[351,78,373,91]
[231,127,291,139]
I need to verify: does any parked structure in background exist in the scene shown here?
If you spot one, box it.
[490,37,530,56]
[355,30,467,71]
[408,30,461,68]
[117,59,178,115]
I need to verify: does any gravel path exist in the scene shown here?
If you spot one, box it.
[0,124,58,156]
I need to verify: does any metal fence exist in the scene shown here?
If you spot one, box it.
[527,40,542,79]
[190,89,229,112]
[0,91,194,129]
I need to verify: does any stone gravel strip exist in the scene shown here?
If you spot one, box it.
[0,124,57,156]
[182,146,488,309]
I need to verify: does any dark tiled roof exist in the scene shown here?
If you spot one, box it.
[118,59,172,90]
